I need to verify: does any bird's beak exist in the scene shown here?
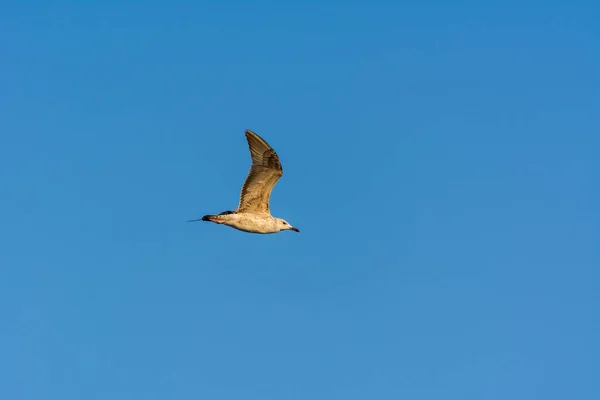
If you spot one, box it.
[291,227,300,232]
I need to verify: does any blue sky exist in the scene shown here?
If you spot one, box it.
[1,1,598,399]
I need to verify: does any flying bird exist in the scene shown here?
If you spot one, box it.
[188,129,299,234]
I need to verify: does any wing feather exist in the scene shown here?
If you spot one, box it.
[236,130,283,214]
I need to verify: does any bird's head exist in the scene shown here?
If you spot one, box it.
[277,218,300,233]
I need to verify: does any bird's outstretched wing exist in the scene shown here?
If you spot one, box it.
[236,130,283,214]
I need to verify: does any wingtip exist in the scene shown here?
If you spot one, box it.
[187,215,211,223]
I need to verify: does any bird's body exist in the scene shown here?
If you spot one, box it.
[188,129,299,234]
[201,212,289,234]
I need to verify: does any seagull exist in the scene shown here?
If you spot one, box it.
[188,129,300,234]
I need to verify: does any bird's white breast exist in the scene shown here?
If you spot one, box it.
[222,213,279,234]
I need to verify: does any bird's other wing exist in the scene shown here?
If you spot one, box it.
[236,129,283,214]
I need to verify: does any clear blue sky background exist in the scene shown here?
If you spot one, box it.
[1,1,598,399]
